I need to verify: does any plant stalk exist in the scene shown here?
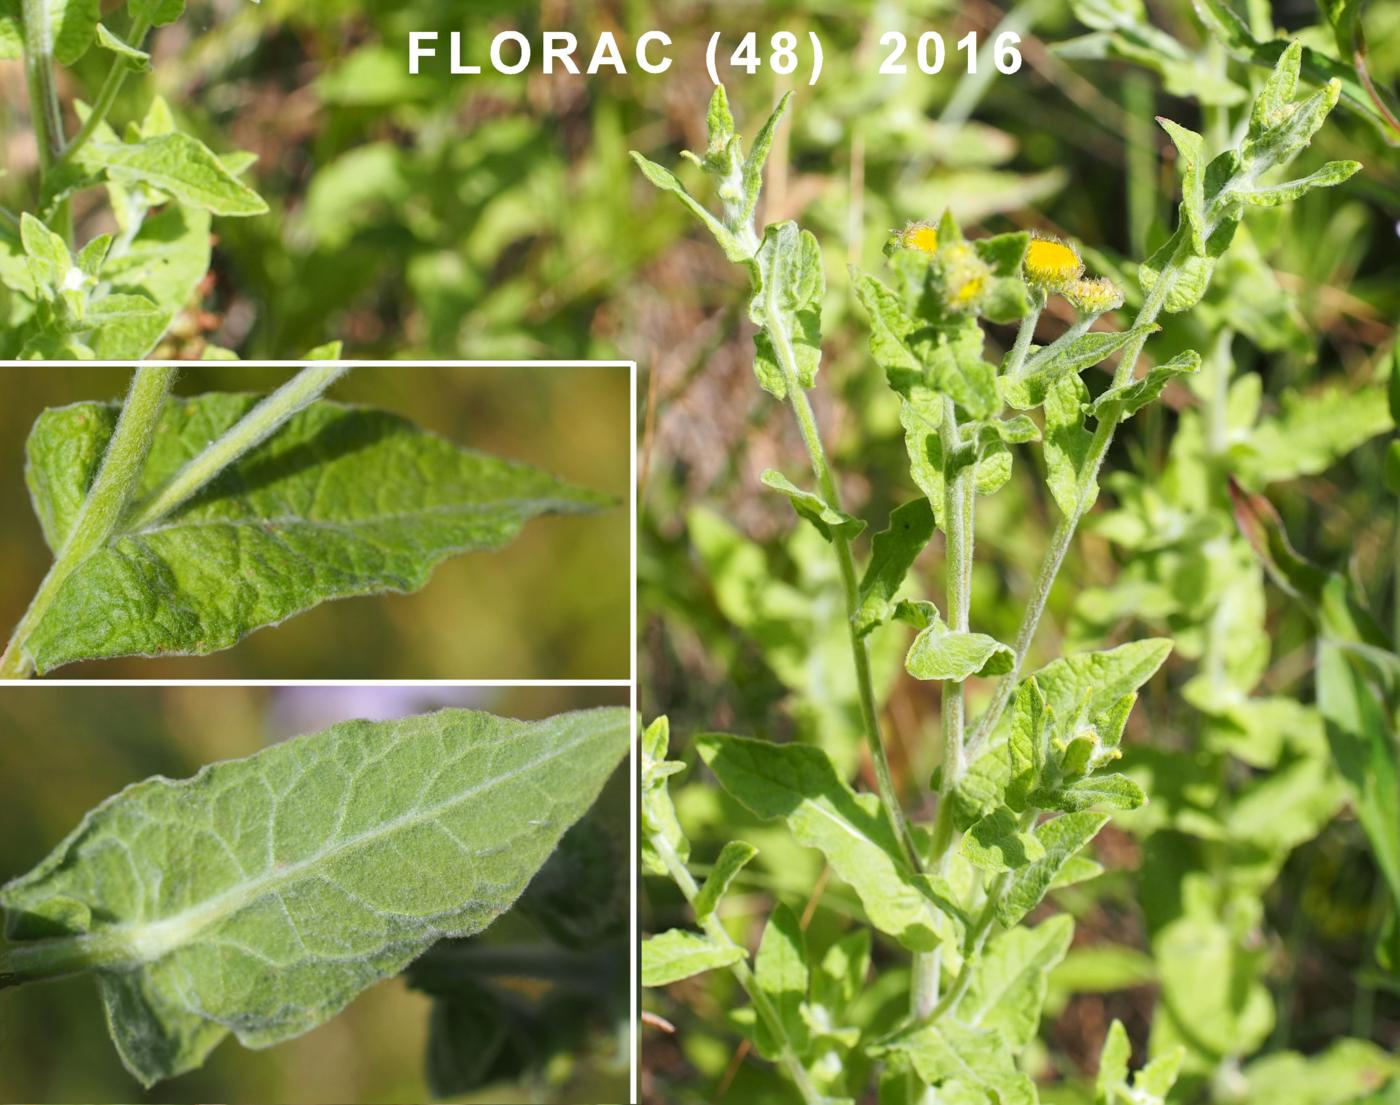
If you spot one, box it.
[964,236,1189,765]
[20,0,65,174]
[57,15,154,171]
[768,292,924,874]
[0,366,179,679]
[651,833,823,1105]
[124,365,351,531]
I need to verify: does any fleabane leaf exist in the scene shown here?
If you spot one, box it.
[1087,350,1201,421]
[906,615,1014,682]
[20,394,610,674]
[630,151,752,264]
[0,706,630,1086]
[996,812,1109,927]
[856,498,936,636]
[751,221,825,398]
[1235,159,1361,205]
[642,929,745,986]
[693,840,758,921]
[695,734,942,950]
[753,902,810,1059]
[92,133,268,217]
[1158,118,1206,254]
[1001,323,1159,410]
[94,23,151,69]
[957,914,1074,1048]
[762,469,866,542]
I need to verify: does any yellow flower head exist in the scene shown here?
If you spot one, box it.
[898,221,940,255]
[1023,233,1083,291]
[1065,276,1124,315]
[939,243,989,313]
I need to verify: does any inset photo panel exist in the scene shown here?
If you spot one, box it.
[0,683,632,1104]
[0,363,632,681]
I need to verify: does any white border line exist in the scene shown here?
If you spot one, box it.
[2,359,642,1104]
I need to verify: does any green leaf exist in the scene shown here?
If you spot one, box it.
[0,706,630,1086]
[883,1020,1037,1105]
[694,840,758,921]
[19,394,609,673]
[1029,639,1173,723]
[906,615,1014,682]
[1235,384,1393,486]
[753,902,809,1059]
[101,204,211,357]
[1158,119,1206,253]
[643,929,745,987]
[856,499,935,636]
[94,23,151,69]
[1032,773,1146,812]
[1006,679,1047,812]
[630,152,751,264]
[1317,642,1400,924]
[74,292,166,359]
[1045,373,1095,517]
[1236,159,1361,205]
[1095,1020,1132,1103]
[130,0,185,27]
[751,221,825,398]
[93,133,269,216]
[996,812,1109,927]
[1088,350,1202,421]
[695,734,942,950]
[958,915,1074,1048]
[742,92,792,226]
[762,469,866,542]
[641,717,689,877]
[961,806,1046,872]
[1002,324,1158,409]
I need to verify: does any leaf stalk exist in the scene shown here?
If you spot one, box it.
[0,366,179,679]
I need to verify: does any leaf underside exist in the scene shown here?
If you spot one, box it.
[0,706,630,1085]
[21,394,610,673]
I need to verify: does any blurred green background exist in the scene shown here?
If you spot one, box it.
[0,365,630,679]
[0,684,631,1104]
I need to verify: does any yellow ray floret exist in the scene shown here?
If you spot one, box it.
[1024,233,1083,290]
[899,221,939,255]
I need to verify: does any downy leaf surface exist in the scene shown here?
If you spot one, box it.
[20,394,609,673]
[642,929,745,986]
[695,734,943,950]
[0,706,630,1085]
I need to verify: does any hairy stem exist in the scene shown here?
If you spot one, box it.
[57,15,154,170]
[651,833,823,1105]
[964,236,1189,764]
[766,281,924,874]
[1003,302,1042,380]
[21,0,66,173]
[0,367,179,679]
[124,365,351,531]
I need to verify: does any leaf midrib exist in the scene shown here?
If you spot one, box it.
[12,714,617,971]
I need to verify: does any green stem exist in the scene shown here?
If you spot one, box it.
[21,0,65,173]
[124,365,351,531]
[770,300,923,874]
[651,833,823,1105]
[963,235,1189,765]
[913,401,978,1022]
[1003,303,1042,381]
[56,16,153,170]
[0,366,179,679]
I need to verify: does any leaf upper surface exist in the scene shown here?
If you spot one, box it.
[21,394,609,672]
[0,706,630,1085]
